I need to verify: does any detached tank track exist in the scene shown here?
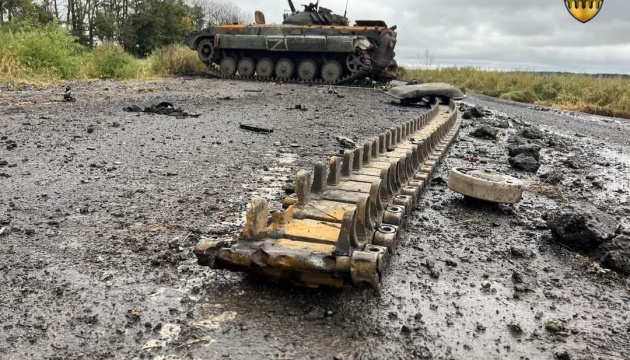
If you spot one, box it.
[203,61,371,86]
[194,100,462,288]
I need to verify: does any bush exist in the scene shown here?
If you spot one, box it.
[0,22,85,81]
[148,44,206,75]
[88,42,141,79]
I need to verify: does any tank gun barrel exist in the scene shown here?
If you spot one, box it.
[288,0,296,13]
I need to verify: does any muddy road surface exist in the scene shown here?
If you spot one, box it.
[1,79,628,360]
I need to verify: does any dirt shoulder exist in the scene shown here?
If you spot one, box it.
[0,79,628,359]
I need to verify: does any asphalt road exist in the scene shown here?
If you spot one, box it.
[0,78,628,360]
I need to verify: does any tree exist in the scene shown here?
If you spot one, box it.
[189,0,249,27]
[0,0,54,24]
[187,2,204,31]
[120,0,194,56]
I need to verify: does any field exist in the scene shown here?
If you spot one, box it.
[402,67,630,119]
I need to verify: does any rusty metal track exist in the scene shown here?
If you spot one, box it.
[194,100,461,288]
[201,58,391,86]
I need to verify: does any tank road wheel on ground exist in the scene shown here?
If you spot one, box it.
[197,39,215,62]
[297,59,318,81]
[321,60,342,83]
[237,57,255,77]
[447,167,524,204]
[275,58,295,79]
[346,53,364,73]
[255,57,274,78]
[220,57,237,77]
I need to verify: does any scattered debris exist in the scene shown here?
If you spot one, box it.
[239,124,273,134]
[62,86,75,102]
[508,144,541,161]
[386,82,465,105]
[598,235,630,274]
[123,102,200,118]
[334,136,356,148]
[510,247,536,259]
[546,208,618,252]
[545,319,565,332]
[507,323,524,336]
[470,126,499,140]
[520,127,545,140]
[508,154,540,173]
[538,170,564,185]
[512,269,538,293]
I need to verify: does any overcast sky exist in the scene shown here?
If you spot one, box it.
[232,0,629,74]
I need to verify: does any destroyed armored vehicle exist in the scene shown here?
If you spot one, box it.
[184,1,398,84]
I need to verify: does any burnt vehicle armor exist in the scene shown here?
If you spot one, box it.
[185,1,398,84]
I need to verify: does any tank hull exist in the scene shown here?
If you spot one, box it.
[185,23,398,83]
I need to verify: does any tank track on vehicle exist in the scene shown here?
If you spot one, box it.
[200,53,389,86]
[194,100,462,288]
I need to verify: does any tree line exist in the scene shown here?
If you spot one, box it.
[0,0,250,56]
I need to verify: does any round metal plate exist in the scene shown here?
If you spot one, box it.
[447,167,524,203]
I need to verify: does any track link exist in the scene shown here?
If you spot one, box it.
[194,100,462,288]
[204,61,373,86]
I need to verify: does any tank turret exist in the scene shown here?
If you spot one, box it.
[283,1,349,26]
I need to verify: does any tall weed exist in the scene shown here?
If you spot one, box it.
[148,44,205,75]
[403,67,630,119]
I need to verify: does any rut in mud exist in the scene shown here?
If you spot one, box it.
[0,79,628,359]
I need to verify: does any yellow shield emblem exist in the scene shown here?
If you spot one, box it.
[565,1,604,23]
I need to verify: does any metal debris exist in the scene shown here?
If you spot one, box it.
[239,124,274,134]
[123,102,201,118]
[334,136,356,149]
[194,100,462,288]
[386,83,466,105]
[62,86,75,102]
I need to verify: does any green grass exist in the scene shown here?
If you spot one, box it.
[402,67,630,119]
[0,23,86,81]
[148,44,206,76]
[0,24,202,85]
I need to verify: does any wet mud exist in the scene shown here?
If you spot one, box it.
[0,79,628,359]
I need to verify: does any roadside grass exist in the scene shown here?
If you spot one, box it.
[148,44,207,76]
[0,24,202,86]
[402,67,630,119]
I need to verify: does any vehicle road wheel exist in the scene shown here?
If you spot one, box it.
[256,58,274,78]
[220,57,237,77]
[197,39,215,62]
[275,58,295,79]
[237,57,255,77]
[447,167,524,204]
[297,59,318,81]
[321,60,342,83]
[346,53,364,73]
